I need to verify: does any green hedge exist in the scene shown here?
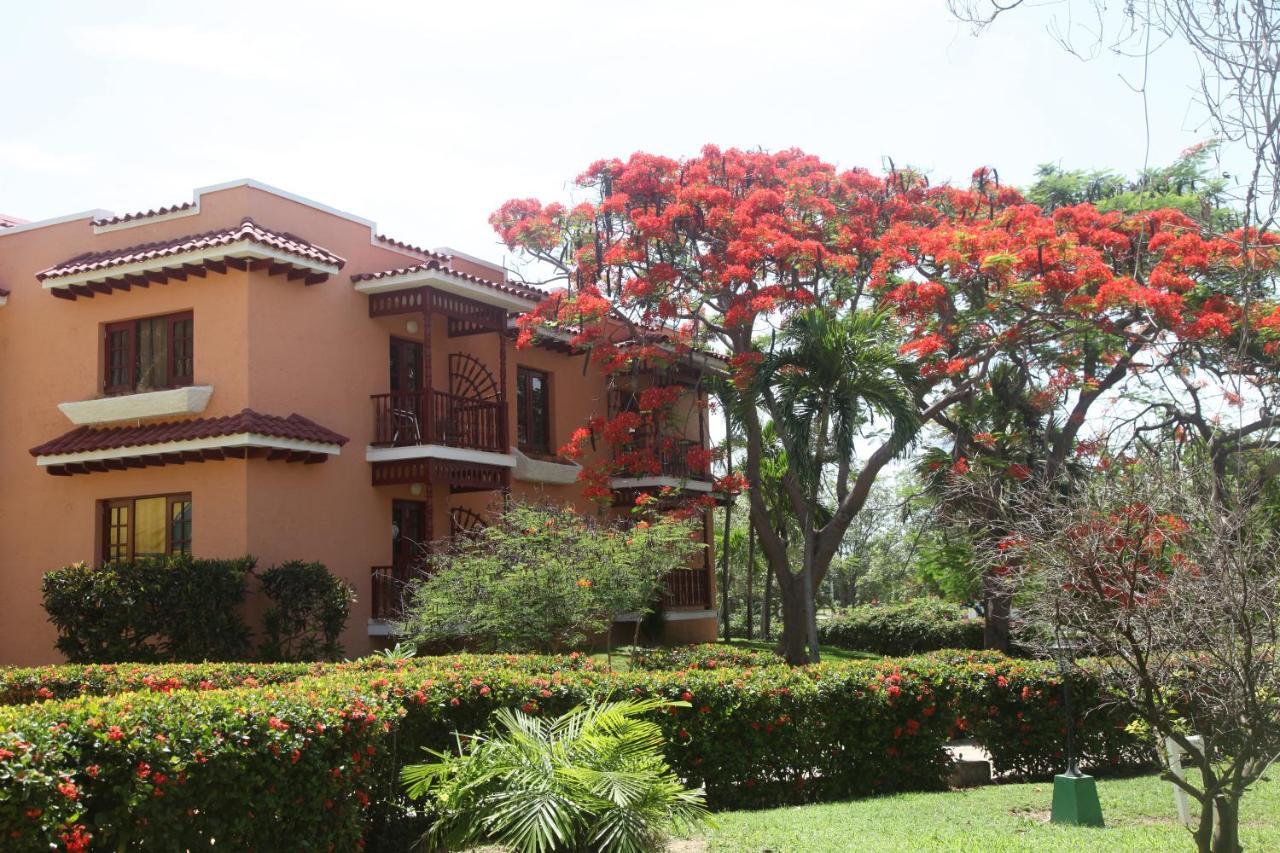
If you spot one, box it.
[818,599,985,655]
[0,653,605,707]
[629,644,783,670]
[41,557,255,663]
[0,652,1151,849]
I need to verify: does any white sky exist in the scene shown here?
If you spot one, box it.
[2,0,1212,264]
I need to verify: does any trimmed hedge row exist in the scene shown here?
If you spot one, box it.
[629,644,783,670]
[818,599,985,655]
[0,652,1152,849]
[0,653,605,707]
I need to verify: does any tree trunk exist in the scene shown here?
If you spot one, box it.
[777,573,810,664]
[982,569,1012,652]
[801,530,821,663]
[745,522,756,640]
[1211,796,1241,853]
[720,414,734,642]
[720,503,732,641]
[762,557,774,641]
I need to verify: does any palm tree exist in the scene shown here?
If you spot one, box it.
[754,308,920,663]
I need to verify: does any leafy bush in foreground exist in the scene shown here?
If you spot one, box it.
[818,598,984,655]
[404,698,710,852]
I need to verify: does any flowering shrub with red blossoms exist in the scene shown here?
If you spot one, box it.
[0,651,1150,849]
[0,654,604,707]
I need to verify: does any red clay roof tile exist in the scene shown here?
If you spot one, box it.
[37,218,345,281]
[351,256,543,302]
[30,408,348,457]
[91,203,196,227]
[374,234,452,262]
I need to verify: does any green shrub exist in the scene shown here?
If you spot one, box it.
[41,556,253,663]
[818,598,984,655]
[0,651,1152,849]
[258,561,355,662]
[630,644,782,671]
[404,698,710,852]
[0,653,605,707]
[402,502,699,653]
[0,661,316,706]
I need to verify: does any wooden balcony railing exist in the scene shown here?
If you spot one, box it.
[662,568,712,609]
[371,564,437,621]
[372,390,504,452]
[615,436,709,481]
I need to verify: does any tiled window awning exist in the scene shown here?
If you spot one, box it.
[352,257,542,312]
[30,409,348,476]
[36,219,345,299]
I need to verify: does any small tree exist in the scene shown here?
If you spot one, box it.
[401,502,699,653]
[258,561,355,662]
[984,458,1280,853]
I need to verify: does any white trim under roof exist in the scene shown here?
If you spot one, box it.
[35,432,342,468]
[368,619,400,637]
[512,447,581,484]
[39,241,341,291]
[354,267,538,313]
[609,476,714,493]
[365,444,517,468]
[0,292,7,307]
[615,609,718,622]
[58,386,214,426]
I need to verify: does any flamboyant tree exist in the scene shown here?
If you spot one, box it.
[491,145,1267,663]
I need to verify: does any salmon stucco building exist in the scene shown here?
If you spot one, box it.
[0,181,721,665]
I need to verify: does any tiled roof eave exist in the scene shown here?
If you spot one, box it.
[39,238,340,292]
[35,430,343,463]
[352,260,542,311]
[36,219,346,299]
[30,408,348,458]
[31,408,349,476]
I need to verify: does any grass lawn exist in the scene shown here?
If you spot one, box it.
[721,637,880,662]
[692,773,1280,852]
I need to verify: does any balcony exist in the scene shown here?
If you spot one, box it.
[370,565,417,622]
[371,390,504,453]
[662,568,712,609]
[607,389,711,486]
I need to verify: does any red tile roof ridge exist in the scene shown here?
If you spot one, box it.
[30,407,349,457]
[91,202,196,227]
[351,256,544,302]
[374,234,452,263]
[37,218,346,281]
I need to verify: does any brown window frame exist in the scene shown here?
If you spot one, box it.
[101,493,193,563]
[516,366,552,455]
[103,311,194,396]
